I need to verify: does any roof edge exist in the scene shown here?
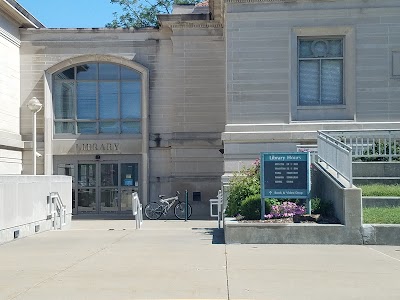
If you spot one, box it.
[1,0,45,28]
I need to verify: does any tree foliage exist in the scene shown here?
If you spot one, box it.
[106,0,201,29]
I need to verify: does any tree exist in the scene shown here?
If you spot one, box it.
[106,0,201,29]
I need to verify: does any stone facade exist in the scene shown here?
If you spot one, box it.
[223,0,400,174]
[19,25,225,213]
[1,0,400,216]
[0,2,42,174]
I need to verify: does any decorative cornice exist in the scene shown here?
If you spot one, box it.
[0,27,20,47]
[169,21,223,29]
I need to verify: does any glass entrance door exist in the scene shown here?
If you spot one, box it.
[55,157,139,215]
[77,163,97,213]
[68,160,139,214]
[100,163,119,213]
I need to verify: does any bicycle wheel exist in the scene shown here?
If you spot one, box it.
[144,202,163,220]
[174,202,192,220]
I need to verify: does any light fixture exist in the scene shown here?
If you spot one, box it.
[27,97,43,113]
[27,97,43,175]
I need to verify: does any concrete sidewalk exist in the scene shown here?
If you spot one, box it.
[1,220,400,300]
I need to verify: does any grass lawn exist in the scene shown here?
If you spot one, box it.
[359,184,400,197]
[363,207,400,224]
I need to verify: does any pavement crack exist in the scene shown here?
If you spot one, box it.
[224,244,230,300]
[8,231,132,300]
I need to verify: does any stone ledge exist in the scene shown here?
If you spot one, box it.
[363,196,400,208]
[224,219,400,245]
[362,225,400,246]
[224,218,362,245]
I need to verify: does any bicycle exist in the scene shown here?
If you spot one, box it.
[144,191,192,220]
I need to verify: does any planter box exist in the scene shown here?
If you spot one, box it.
[224,218,362,245]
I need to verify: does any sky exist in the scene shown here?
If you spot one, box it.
[17,0,123,28]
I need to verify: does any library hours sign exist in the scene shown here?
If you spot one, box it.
[261,152,310,199]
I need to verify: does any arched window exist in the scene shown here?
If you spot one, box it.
[53,63,141,134]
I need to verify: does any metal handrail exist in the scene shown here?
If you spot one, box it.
[49,192,66,230]
[324,130,400,161]
[317,131,353,187]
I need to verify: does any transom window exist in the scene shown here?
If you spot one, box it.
[53,63,142,134]
[298,38,344,106]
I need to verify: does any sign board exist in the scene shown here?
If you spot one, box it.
[124,178,134,186]
[261,152,310,199]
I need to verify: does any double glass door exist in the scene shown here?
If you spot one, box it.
[57,160,139,214]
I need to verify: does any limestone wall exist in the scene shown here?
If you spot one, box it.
[19,27,225,209]
[223,0,400,174]
[0,10,23,174]
[225,0,400,124]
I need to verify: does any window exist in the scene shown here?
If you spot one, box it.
[298,38,344,106]
[53,63,142,134]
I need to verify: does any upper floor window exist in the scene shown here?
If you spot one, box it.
[298,38,344,106]
[53,63,142,134]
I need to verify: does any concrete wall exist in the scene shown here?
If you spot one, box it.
[353,161,400,185]
[353,162,400,177]
[0,10,23,174]
[224,221,361,245]
[363,197,400,208]
[223,0,400,174]
[0,175,72,245]
[362,224,400,246]
[312,163,362,228]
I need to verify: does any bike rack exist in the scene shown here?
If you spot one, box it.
[132,192,143,229]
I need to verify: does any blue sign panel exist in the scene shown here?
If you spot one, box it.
[261,152,310,199]
[124,178,134,186]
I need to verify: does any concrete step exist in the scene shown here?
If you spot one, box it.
[362,196,400,208]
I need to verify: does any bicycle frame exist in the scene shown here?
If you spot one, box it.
[144,191,191,220]
[159,195,179,215]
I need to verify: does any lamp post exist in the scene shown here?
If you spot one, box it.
[27,97,43,175]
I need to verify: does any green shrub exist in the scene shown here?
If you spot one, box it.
[359,141,400,162]
[241,194,272,220]
[311,197,334,217]
[267,198,280,206]
[225,160,260,216]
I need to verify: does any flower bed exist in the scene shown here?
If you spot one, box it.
[265,201,305,220]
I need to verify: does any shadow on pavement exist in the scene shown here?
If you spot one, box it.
[73,214,216,221]
[192,227,225,244]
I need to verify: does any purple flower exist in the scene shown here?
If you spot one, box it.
[266,201,306,219]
